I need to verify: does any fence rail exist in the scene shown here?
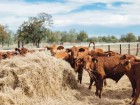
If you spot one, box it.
[94,43,140,56]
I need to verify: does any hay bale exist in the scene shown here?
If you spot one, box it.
[0,52,77,105]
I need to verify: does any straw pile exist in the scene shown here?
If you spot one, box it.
[0,52,77,105]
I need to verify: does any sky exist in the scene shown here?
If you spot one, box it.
[0,0,140,38]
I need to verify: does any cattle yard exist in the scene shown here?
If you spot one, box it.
[0,42,140,105]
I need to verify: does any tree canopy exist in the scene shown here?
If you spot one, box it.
[16,13,53,47]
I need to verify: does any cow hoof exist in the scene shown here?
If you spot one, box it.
[129,101,135,105]
[95,92,98,96]
[88,86,91,90]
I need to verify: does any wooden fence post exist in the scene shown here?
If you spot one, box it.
[108,45,110,51]
[136,43,139,56]
[120,44,121,54]
[128,44,130,54]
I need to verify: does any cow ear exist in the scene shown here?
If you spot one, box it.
[92,58,98,63]
[79,48,85,52]
[124,60,130,65]
[121,54,126,60]
[66,48,71,53]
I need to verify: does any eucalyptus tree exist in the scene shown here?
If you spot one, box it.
[0,24,9,47]
[17,13,53,47]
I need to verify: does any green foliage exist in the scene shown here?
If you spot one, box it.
[77,31,88,42]
[0,24,9,47]
[87,37,98,42]
[138,36,140,42]
[101,35,118,42]
[47,31,61,43]
[16,13,53,47]
[120,33,137,42]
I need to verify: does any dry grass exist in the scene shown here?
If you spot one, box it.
[0,51,139,105]
[0,52,77,105]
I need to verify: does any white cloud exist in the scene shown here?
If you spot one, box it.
[0,0,140,32]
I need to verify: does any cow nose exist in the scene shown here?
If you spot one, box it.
[74,55,77,59]
[84,67,89,71]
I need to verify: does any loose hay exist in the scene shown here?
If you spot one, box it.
[0,52,77,105]
[0,51,139,105]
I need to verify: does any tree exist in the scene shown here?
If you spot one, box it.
[5,30,14,47]
[68,29,78,42]
[120,33,136,42]
[0,24,9,47]
[87,37,98,42]
[77,31,88,42]
[17,13,53,48]
[47,31,61,43]
[60,31,69,42]
[138,36,140,42]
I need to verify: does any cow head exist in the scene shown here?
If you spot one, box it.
[57,46,64,50]
[84,55,92,71]
[79,48,85,52]
[113,60,131,74]
[74,58,84,72]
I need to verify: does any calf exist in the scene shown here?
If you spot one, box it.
[113,60,140,105]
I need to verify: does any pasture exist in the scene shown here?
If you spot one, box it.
[0,43,140,105]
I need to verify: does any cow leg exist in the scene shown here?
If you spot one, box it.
[98,79,104,98]
[78,69,83,84]
[103,79,107,86]
[130,80,136,98]
[95,80,99,96]
[89,77,94,90]
[131,81,140,105]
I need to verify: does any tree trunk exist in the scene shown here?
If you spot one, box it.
[18,40,20,48]
[2,38,4,47]
[7,41,9,47]
[37,39,40,48]
[22,40,24,47]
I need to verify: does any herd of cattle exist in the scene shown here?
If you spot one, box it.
[0,42,140,105]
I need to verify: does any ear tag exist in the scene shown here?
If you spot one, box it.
[94,60,97,63]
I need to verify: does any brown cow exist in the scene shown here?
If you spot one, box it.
[104,51,120,56]
[54,51,71,62]
[88,42,105,56]
[84,55,107,89]
[66,46,89,68]
[46,44,64,56]
[15,47,29,56]
[74,58,85,84]
[113,60,140,105]
[86,54,137,98]
[73,47,89,84]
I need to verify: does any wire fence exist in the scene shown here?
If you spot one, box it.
[94,43,139,56]
[0,42,139,56]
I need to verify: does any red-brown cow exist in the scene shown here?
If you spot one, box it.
[86,54,137,98]
[54,51,71,63]
[45,44,64,56]
[15,47,29,56]
[73,47,89,84]
[113,60,140,105]
[84,55,107,89]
